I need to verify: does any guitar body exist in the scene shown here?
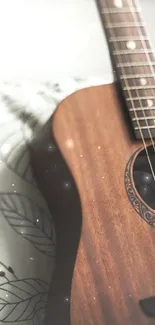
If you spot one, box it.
[31,83,155,325]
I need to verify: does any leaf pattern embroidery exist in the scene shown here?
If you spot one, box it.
[0,262,18,284]
[0,193,56,257]
[0,79,93,324]
[0,262,49,324]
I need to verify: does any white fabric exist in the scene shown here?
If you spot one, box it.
[0,77,110,325]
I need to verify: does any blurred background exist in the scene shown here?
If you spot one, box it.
[0,0,154,81]
[0,2,154,324]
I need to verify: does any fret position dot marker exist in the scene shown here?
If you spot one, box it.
[147,99,153,107]
[126,41,136,50]
[114,0,123,8]
[140,78,147,86]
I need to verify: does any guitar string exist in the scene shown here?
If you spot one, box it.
[103,0,155,182]
[129,0,155,150]
[131,0,155,136]
[122,0,155,152]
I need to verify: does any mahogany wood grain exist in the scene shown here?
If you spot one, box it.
[31,83,155,325]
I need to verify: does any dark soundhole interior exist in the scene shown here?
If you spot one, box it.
[133,145,155,210]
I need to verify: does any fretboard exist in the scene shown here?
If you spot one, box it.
[99,0,155,139]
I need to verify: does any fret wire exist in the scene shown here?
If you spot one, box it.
[105,22,145,28]
[130,6,155,91]
[127,96,155,101]
[113,49,153,55]
[102,1,139,114]
[106,1,155,147]
[103,0,150,143]
[124,86,155,90]
[120,74,154,79]
[129,107,155,111]
[135,125,155,130]
[101,1,155,83]
[102,8,141,14]
[101,0,155,145]
[129,0,155,141]
[132,116,155,121]
[117,62,155,67]
[109,36,148,42]
[100,1,155,150]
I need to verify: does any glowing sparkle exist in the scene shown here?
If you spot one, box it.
[36,218,39,223]
[30,257,34,260]
[48,143,56,152]
[140,78,147,86]
[64,296,69,303]
[147,99,153,107]
[21,231,24,234]
[126,41,136,50]
[13,190,17,193]
[114,0,123,8]
[63,181,71,190]
[98,146,101,150]
[80,154,83,158]
[65,139,74,149]
[6,294,8,298]
[12,183,15,187]
[93,297,96,300]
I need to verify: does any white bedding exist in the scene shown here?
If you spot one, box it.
[0,77,109,325]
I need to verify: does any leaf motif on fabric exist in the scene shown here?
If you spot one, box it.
[0,193,56,257]
[0,262,18,287]
[0,280,48,323]
[0,262,49,324]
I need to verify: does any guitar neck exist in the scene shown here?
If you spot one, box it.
[99,0,155,139]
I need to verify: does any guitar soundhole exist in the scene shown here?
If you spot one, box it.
[133,145,155,210]
[125,145,155,227]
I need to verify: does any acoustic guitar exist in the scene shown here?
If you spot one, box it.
[31,0,155,324]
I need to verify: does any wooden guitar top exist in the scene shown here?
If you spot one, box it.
[31,83,155,325]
